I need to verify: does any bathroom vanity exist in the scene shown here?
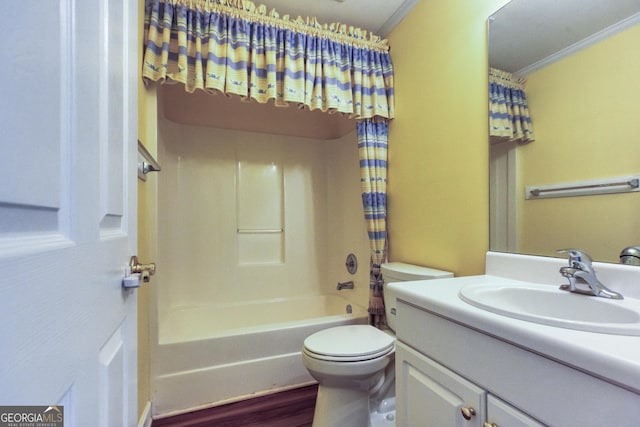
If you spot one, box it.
[390,252,640,426]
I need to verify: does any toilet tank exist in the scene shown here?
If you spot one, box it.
[381,262,453,332]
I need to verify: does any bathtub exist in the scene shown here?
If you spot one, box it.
[152,294,369,417]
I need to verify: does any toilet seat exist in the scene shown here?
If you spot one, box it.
[303,325,395,362]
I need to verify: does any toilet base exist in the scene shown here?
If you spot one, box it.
[311,388,396,427]
[311,384,371,427]
[371,397,396,427]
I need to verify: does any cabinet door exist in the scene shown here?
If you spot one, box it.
[486,395,546,427]
[396,342,486,427]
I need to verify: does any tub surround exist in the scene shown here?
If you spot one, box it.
[156,109,371,312]
[390,251,640,425]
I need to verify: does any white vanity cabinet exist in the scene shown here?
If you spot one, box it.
[396,341,543,427]
[394,299,640,427]
[486,395,544,427]
[396,341,487,426]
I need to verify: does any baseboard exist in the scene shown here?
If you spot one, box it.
[138,401,152,427]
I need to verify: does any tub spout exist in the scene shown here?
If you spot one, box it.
[337,280,354,290]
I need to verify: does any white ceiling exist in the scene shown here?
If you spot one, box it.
[255,0,640,74]
[489,0,640,75]
[254,0,419,37]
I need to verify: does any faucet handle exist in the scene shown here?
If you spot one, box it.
[557,248,593,266]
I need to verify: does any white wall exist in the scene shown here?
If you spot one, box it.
[156,112,371,315]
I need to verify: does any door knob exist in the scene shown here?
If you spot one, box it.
[129,256,156,282]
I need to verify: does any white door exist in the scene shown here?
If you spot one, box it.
[0,0,138,425]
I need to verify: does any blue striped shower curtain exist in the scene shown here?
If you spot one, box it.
[357,119,388,327]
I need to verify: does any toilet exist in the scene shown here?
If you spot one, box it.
[302,262,453,427]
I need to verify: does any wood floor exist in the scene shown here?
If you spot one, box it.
[152,385,318,427]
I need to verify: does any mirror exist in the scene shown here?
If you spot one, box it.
[488,0,640,263]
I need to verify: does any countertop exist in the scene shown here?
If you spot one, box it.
[388,252,640,394]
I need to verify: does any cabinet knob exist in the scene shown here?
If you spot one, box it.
[461,406,476,420]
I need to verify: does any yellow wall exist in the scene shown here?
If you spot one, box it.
[517,24,640,262]
[137,0,158,418]
[388,0,509,276]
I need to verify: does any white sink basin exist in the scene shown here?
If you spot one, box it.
[459,283,640,335]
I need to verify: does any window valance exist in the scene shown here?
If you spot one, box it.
[142,0,395,119]
[489,67,535,143]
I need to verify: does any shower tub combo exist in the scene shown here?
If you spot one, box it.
[153,112,371,418]
[152,294,368,417]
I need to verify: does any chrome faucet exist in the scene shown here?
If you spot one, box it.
[337,280,354,290]
[557,249,623,299]
[620,245,640,265]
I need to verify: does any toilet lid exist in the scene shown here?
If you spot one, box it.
[303,325,394,361]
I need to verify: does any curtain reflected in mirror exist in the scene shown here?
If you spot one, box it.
[488,0,640,263]
[488,68,535,143]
